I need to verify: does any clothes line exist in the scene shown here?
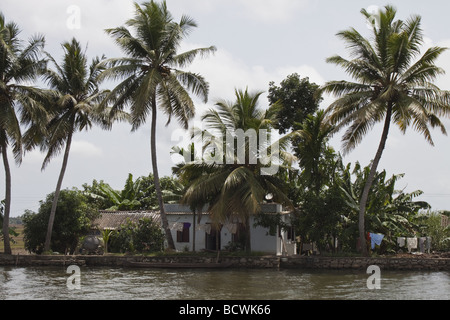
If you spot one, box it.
[397,236,431,253]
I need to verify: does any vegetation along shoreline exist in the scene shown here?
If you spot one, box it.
[2,3,450,263]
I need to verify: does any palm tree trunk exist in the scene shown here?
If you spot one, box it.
[151,95,176,250]
[44,131,73,252]
[245,215,251,253]
[192,208,196,252]
[1,139,12,255]
[358,104,392,256]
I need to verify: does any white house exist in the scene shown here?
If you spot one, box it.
[164,203,296,256]
[93,203,296,256]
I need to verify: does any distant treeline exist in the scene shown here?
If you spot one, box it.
[9,217,23,225]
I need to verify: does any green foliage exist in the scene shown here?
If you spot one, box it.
[294,110,336,194]
[338,162,431,252]
[180,89,294,223]
[83,173,185,210]
[101,228,113,253]
[0,11,47,254]
[0,200,19,242]
[39,38,118,170]
[108,217,164,253]
[268,73,322,135]
[322,5,450,154]
[321,5,450,255]
[287,112,432,253]
[87,173,143,211]
[23,189,98,254]
[420,211,450,251]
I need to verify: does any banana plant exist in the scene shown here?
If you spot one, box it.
[86,173,143,211]
[340,162,430,249]
[101,228,113,254]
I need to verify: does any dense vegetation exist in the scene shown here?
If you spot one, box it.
[1,3,450,255]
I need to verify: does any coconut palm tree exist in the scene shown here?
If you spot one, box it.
[321,5,450,255]
[40,38,123,252]
[0,12,47,254]
[180,88,295,252]
[294,109,335,195]
[100,1,216,250]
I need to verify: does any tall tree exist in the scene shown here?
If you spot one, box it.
[40,38,120,252]
[0,12,47,254]
[100,1,216,250]
[268,73,322,134]
[294,110,335,195]
[180,88,295,252]
[321,5,450,255]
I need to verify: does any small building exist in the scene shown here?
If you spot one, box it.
[92,211,161,234]
[92,203,296,256]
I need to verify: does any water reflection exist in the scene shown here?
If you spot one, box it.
[0,266,448,300]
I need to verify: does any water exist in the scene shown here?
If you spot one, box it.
[0,266,449,300]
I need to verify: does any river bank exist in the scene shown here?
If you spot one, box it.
[1,253,449,270]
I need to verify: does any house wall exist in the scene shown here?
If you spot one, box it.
[249,217,278,253]
[166,213,294,255]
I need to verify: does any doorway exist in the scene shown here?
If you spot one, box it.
[205,224,221,250]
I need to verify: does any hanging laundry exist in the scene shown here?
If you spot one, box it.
[406,237,417,253]
[369,233,384,249]
[397,237,406,248]
[418,237,427,253]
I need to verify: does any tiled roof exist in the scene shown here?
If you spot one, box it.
[93,202,290,230]
[93,211,161,230]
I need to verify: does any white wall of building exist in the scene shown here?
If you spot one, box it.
[166,212,295,255]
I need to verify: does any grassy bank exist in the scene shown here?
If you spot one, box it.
[0,225,27,254]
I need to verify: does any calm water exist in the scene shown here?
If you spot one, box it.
[0,266,449,300]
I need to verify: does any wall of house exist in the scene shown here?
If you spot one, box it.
[166,213,293,255]
[250,218,278,254]
[164,203,295,255]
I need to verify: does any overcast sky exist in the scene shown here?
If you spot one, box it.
[2,0,450,217]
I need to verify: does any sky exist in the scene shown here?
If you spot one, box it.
[2,0,450,217]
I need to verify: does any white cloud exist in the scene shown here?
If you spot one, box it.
[71,140,103,158]
[2,0,135,58]
[236,0,311,23]
[185,43,326,106]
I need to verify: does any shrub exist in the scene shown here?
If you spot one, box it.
[23,189,98,254]
[109,217,164,253]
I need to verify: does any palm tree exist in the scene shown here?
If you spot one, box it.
[100,1,216,250]
[321,5,450,255]
[40,38,123,252]
[180,88,295,252]
[0,12,47,254]
[294,110,335,195]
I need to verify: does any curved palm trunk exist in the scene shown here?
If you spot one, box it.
[44,131,73,252]
[358,104,392,256]
[1,139,12,254]
[151,96,176,250]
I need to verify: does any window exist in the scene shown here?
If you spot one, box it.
[177,222,190,243]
